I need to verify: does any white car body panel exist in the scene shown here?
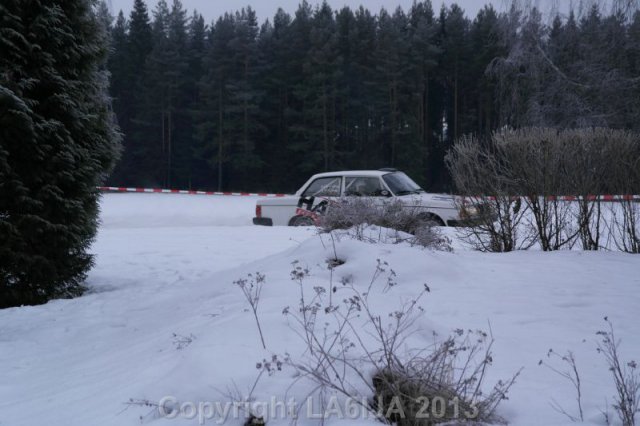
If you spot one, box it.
[259,197,300,226]
[255,170,464,226]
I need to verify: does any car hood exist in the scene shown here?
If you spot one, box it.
[397,192,458,208]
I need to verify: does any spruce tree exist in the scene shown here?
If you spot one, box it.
[198,13,236,191]
[406,1,440,187]
[304,1,341,173]
[139,0,171,186]
[118,0,153,186]
[284,1,314,179]
[227,6,263,189]
[469,5,503,135]
[256,9,296,190]
[183,11,207,188]
[628,11,640,130]
[163,0,189,188]
[374,8,409,169]
[107,11,130,182]
[0,0,121,308]
[440,4,469,142]
[347,6,378,168]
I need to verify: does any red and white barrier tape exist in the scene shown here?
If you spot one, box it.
[98,187,639,201]
[98,186,288,197]
[473,195,640,202]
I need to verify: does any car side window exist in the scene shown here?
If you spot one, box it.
[344,177,385,196]
[301,177,342,197]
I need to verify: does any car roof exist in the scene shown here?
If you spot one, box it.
[309,170,393,179]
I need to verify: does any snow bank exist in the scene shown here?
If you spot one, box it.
[0,194,638,426]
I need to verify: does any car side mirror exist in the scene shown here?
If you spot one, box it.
[380,190,391,197]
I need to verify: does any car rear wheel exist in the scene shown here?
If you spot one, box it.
[290,216,315,227]
[419,213,445,227]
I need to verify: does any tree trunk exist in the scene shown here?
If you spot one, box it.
[243,56,250,186]
[454,63,459,142]
[389,80,397,167]
[167,86,172,188]
[323,83,328,171]
[218,84,223,192]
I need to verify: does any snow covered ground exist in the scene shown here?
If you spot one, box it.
[0,193,639,426]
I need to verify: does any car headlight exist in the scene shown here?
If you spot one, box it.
[459,205,479,219]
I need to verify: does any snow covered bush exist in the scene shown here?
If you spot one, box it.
[318,198,451,251]
[283,260,519,425]
[370,329,519,425]
[411,225,453,252]
[597,320,640,426]
[318,197,420,234]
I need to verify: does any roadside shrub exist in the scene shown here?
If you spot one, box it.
[610,201,640,253]
[317,197,377,235]
[445,135,535,252]
[284,261,520,425]
[318,198,451,251]
[597,319,640,426]
[542,319,639,426]
[446,128,640,252]
[371,330,519,425]
[606,133,640,253]
[412,226,453,252]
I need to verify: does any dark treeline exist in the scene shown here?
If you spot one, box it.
[105,0,640,193]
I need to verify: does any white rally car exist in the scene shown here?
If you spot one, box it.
[252,169,477,227]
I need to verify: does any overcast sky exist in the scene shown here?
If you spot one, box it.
[108,0,518,23]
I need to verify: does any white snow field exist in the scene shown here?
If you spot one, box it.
[1,193,639,426]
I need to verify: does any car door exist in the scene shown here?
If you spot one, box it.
[298,176,343,211]
[342,176,393,210]
[344,176,389,197]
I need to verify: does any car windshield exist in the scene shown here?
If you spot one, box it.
[382,172,424,195]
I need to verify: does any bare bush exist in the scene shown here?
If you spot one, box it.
[412,226,453,252]
[559,129,639,251]
[318,198,452,251]
[283,261,519,424]
[446,134,536,252]
[611,200,640,253]
[371,330,521,425]
[560,130,605,250]
[541,319,640,425]
[539,349,584,422]
[495,128,580,251]
[597,319,640,426]
[606,132,640,253]
[447,127,640,252]
[317,197,377,236]
[234,273,267,350]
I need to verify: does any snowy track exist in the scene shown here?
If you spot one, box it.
[0,194,639,426]
[99,193,259,228]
